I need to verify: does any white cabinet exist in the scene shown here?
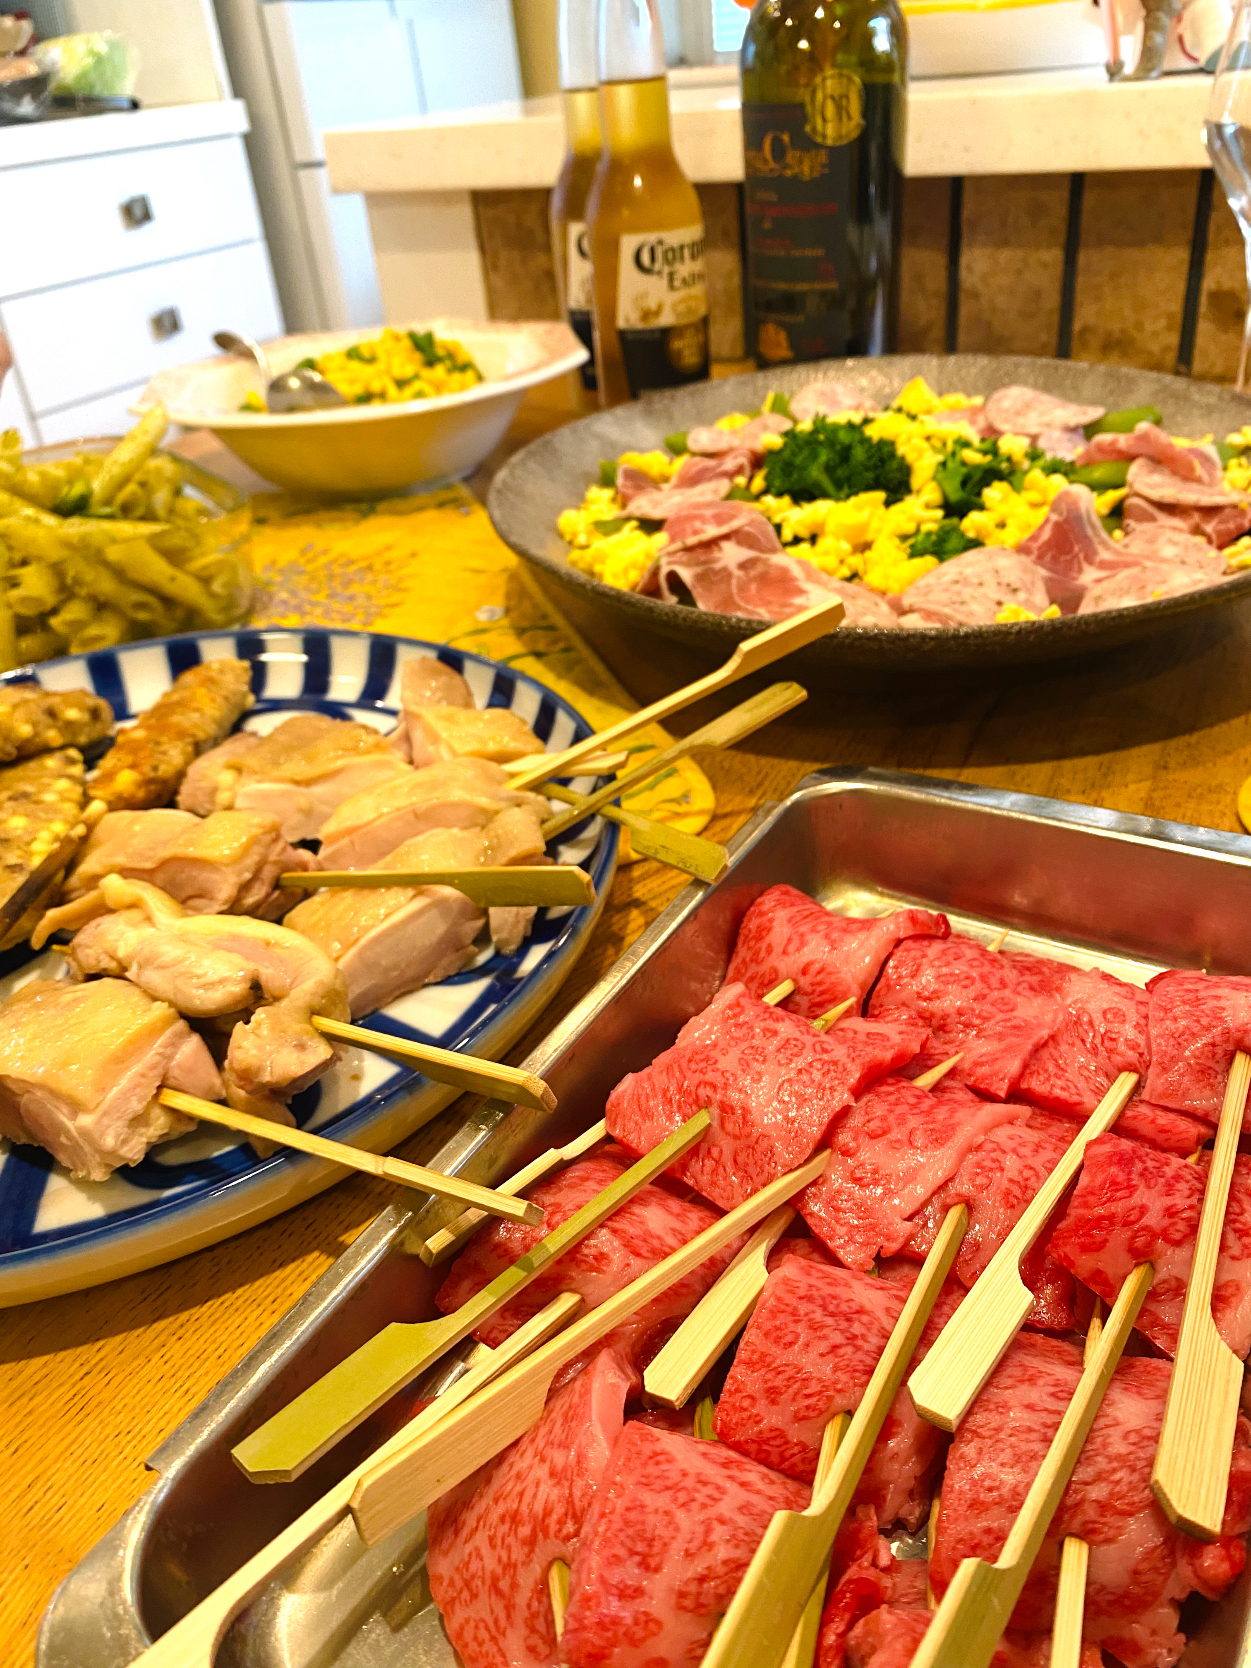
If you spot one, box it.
[394,0,523,114]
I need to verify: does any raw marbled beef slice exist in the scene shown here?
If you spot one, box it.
[726,884,949,1018]
[606,982,927,1211]
[426,1348,634,1668]
[1016,966,1150,1118]
[844,1609,1102,1668]
[869,936,1065,1099]
[1047,1133,1251,1359]
[797,1076,1027,1270]
[435,1148,743,1373]
[1144,969,1251,1124]
[816,1510,928,1668]
[561,1423,809,1668]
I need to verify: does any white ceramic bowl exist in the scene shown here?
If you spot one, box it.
[134,317,588,498]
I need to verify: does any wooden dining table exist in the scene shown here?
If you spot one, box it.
[5,369,1251,1666]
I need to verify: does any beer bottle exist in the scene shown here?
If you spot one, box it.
[550,0,600,398]
[586,0,710,406]
[740,0,906,366]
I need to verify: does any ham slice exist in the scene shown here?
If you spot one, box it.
[1047,1132,1251,1359]
[1036,425,1087,460]
[896,547,1053,628]
[1016,484,1136,610]
[1143,968,1251,1123]
[606,983,928,1212]
[685,410,792,458]
[868,935,1065,1099]
[659,500,777,554]
[1127,454,1247,508]
[1076,556,1227,614]
[649,529,838,622]
[426,1348,633,1668]
[434,1148,743,1380]
[1116,522,1230,567]
[819,578,902,627]
[561,1423,809,1668]
[983,385,1105,437]
[789,381,876,422]
[796,1076,1028,1271]
[929,1331,1251,1668]
[624,478,731,520]
[714,1255,961,1529]
[1122,492,1251,548]
[1077,421,1224,480]
[725,885,950,1019]
[671,448,754,489]
[1015,964,1150,1119]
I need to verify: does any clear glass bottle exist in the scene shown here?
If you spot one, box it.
[586,0,710,406]
[740,0,906,366]
[550,0,601,399]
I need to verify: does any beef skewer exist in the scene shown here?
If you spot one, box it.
[506,596,843,791]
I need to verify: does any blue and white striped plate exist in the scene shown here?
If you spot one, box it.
[0,628,617,1306]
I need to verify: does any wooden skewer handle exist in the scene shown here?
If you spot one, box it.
[1050,1536,1090,1668]
[275,865,595,908]
[311,1016,556,1114]
[777,1413,852,1668]
[542,785,729,883]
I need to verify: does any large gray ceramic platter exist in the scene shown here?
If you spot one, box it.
[488,353,1251,673]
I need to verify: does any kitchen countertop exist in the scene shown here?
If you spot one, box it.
[7,374,1251,1664]
[0,98,251,171]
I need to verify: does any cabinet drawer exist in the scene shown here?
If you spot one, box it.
[4,242,283,416]
[0,136,263,298]
[34,384,150,447]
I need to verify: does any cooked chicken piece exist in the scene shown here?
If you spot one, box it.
[0,747,86,948]
[389,658,474,761]
[286,807,548,1014]
[407,706,543,770]
[89,659,254,811]
[35,808,319,943]
[0,976,223,1181]
[0,684,113,763]
[68,876,350,1126]
[317,756,549,871]
[177,713,410,841]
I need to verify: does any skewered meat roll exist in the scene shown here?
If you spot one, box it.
[0,976,222,1180]
[0,747,85,948]
[89,658,254,811]
[67,876,348,1125]
[0,683,112,763]
[177,712,411,841]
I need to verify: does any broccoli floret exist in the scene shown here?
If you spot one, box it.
[935,438,1046,516]
[762,417,912,504]
[910,519,978,561]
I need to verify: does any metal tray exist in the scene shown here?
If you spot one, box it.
[38,768,1251,1668]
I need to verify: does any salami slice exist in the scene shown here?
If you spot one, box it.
[1076,421,1224,485]
[983,385,1105,437]
[623,478,730,520]
[895,547,1053,627]
[1127,454,1248,508]
[789,380,877,422]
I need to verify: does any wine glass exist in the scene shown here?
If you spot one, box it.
[1207,0,1251,391]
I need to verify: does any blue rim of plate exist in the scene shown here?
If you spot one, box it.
[0,627,617,1296]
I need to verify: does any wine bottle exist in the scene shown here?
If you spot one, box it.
[550,0,600,398]
[586,0,710,406]
[740,0,906,366]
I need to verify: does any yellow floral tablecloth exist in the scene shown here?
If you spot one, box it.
[247,483,714,857]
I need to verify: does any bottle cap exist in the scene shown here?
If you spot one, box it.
[598,0,666,84]
[558,0,598,91]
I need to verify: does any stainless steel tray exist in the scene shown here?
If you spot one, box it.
[38,768,1251,1668]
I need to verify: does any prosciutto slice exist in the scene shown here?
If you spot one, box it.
[715,1255,961,1528]
[622,478,730,520]
[1035,425,1087,461]
[1016,484,1136,610]
[868,935,1065,1099]
[671,448,753,489]
[686,410,792,458]
[660,500,776,554]
[434,1149,743,1377]
[819,577,902,627]
[561,1423,809,1668]
[1076,421,1225,485]
[1127,454,1247,508]
[1122,492,1251,548]
[1015,964,1150,1119]
[426,1349,633,1668]
[725,885,950,1019]
[1143,968,1251,1123]
[895,547,1053,628]
[650,536,839,622]
[929,1331,1251,1668]
[983,385,1105,437]
[789,380,877,421]
[606,982,928,1212]
[796,1075,1028,1270]
[1047,1133,1251,1359]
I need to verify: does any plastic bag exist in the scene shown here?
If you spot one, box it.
[33,32,137,98]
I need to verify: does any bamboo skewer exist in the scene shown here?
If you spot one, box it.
[507,599,844,792]
[912,1054,964,1091]
[701,1202,968,1668]
[542,783,729,881]
[505,748,628,778]
[126,1293,581,1668]
[308,1016,556,1112]
[1152,1051,1251,1539]
[1050,1301,1104,1668]
[909,1261,1153,1668]
[419,1118,609,1267]
[348,1148,833,1548]
[156,1089,542,1223]
[540,681,808,842]
[230,1112,712,1483]
[549,1560,570,1638]
[907,1070,1139,1433]
[275,865,596,908]
[777,1413,852,1668]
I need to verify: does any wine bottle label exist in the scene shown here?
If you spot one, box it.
[743,77,899,365]
[565,220,597,391]
[612,224,709,397]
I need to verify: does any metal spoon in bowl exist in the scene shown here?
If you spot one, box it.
[213,329,348,414]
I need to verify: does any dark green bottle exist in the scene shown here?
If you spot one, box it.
[740,0,906,367]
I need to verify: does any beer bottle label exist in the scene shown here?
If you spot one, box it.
[743,71,868,365]
[614,222,709,398]
[565,220,597,391]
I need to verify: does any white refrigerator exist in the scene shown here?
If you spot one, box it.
[213,0,524,333]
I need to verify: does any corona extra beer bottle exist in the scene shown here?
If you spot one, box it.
[550,0,600,398]
[740,0,906,366]
[586,0,710,406]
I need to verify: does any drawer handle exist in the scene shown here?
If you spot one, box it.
[120,194,154,229]
[149,307,183,342]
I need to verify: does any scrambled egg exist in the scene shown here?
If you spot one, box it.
[997,604,1062,623]
[568,524,667,590]
[1225,534,1251,570]
[761,483,945,594]
[862,410,948,491]
[311,328,481,405]
[714,413,753,431]
[961,470,1069,548]
[619,450,678,483]
[892,377,980,418]
[558,484,622,547]
[1225,452,1251,495]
